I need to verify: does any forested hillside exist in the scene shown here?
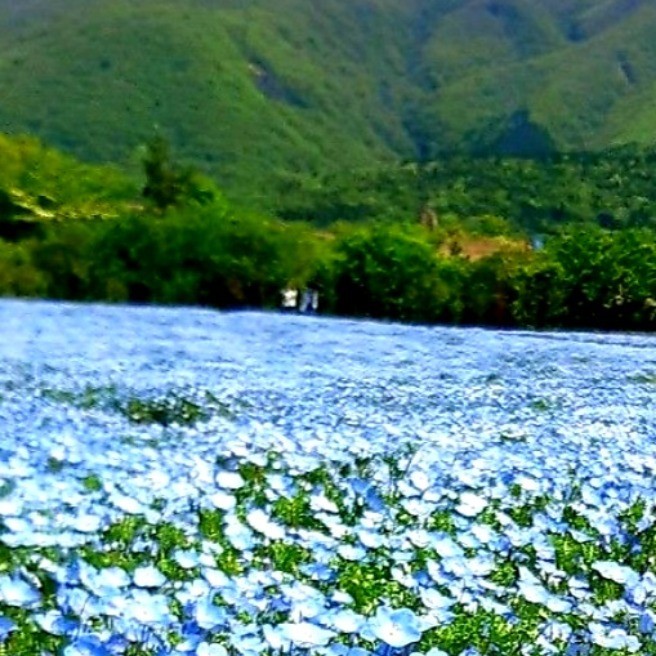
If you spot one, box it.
[1,0,656,195]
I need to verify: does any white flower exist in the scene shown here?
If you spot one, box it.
[133,565,166,588]
[215,471,245,489]
[592,561,639,587]
[209,490,236,510]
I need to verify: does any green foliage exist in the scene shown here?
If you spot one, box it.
[254,541,312,575]
[82,473,103,493]
[120,395,206,427]
[30,222,96,299]
[544,226,656,330]
[458,254,518,326]
[142,136,217,211]
[77,202,304,308]
[2,0,656,197]
[0,134,136,227]
[275,148,656,233]
[335,559,415,614]
[509,254,567,327]
[272,492,322,530]
[0,240,46,297]
[0,611,65,656]
[0,132,654,331]
[320,224,464,323]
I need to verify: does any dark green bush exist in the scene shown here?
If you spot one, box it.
[319,225,465,323]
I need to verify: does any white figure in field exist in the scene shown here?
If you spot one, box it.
[299,288,319,314]
[281,288,298,311]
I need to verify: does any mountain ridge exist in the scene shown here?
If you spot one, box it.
[0,0,655,198]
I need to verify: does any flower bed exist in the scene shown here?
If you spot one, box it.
[0,300,654,655]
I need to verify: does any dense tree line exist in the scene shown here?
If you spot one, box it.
[0,134,654,331]
[273,148,656,234]
[1,211,653,331]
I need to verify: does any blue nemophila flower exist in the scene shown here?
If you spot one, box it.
[328,609,365,633]
[216,471,245,490]
[479,597,512,618]
[402,498,435,518]
[541,619,573,643]
[209,490,236,510]
[358,528,386,549]
[300,562,335,582]
[406,529,431,549]
[133,565,167,588]
[0,574,41,608]
[199,546,223,568]
[69,512,103,533]
[457,531,481,550]
[111,493,144,515]
[263,623,291,651]
[63,635,111,656]
[277,621,335,648]
[197,642,228,656]
[195,598,228,630]
[289,595,325,621]
[364,488,387,513]
[408,469,432,492]
[176,577,210,606]
[0,507,27,532]
[94,566,131,590]
[466,554,495,577]
[311,493,340,513]
[331,590,354,606]
[175,549,201,569]
[517,567,551,605]
[224,514,255,550]
[592,560,640,587]
[226,622,266,655]
[345,649,373,656]
[0,615,16,641]
[338,544,367,561]
[419,588,454,611]
[391,565,417,589]
[35,609,79,635]
[0,496,22,516]
[202,567,231,589]
[589,623,640,652]
[639,610,656,634]
[431,536,464,559]
[246,508,285,539]
[125,589,173,626]
[567,576,590,600]
[366,606,423,649]
[545,595,572,614]
[2,304,656,653]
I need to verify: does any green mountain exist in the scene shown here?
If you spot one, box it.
[1,0,655,199]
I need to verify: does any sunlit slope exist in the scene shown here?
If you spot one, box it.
[1,0,656,192]
[0,0,418,191]
[426,1,656,151]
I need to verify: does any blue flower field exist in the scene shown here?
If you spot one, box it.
[0,300,655,656]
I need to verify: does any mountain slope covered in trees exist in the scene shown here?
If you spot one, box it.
[1,0,656,196]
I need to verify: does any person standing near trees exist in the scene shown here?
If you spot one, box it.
[299,288,319,314]
[281,288,298,312]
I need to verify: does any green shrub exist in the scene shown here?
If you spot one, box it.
[0,239,47,297]
[321,224,464,323]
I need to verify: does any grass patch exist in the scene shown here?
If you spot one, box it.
[629,372,656,385]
